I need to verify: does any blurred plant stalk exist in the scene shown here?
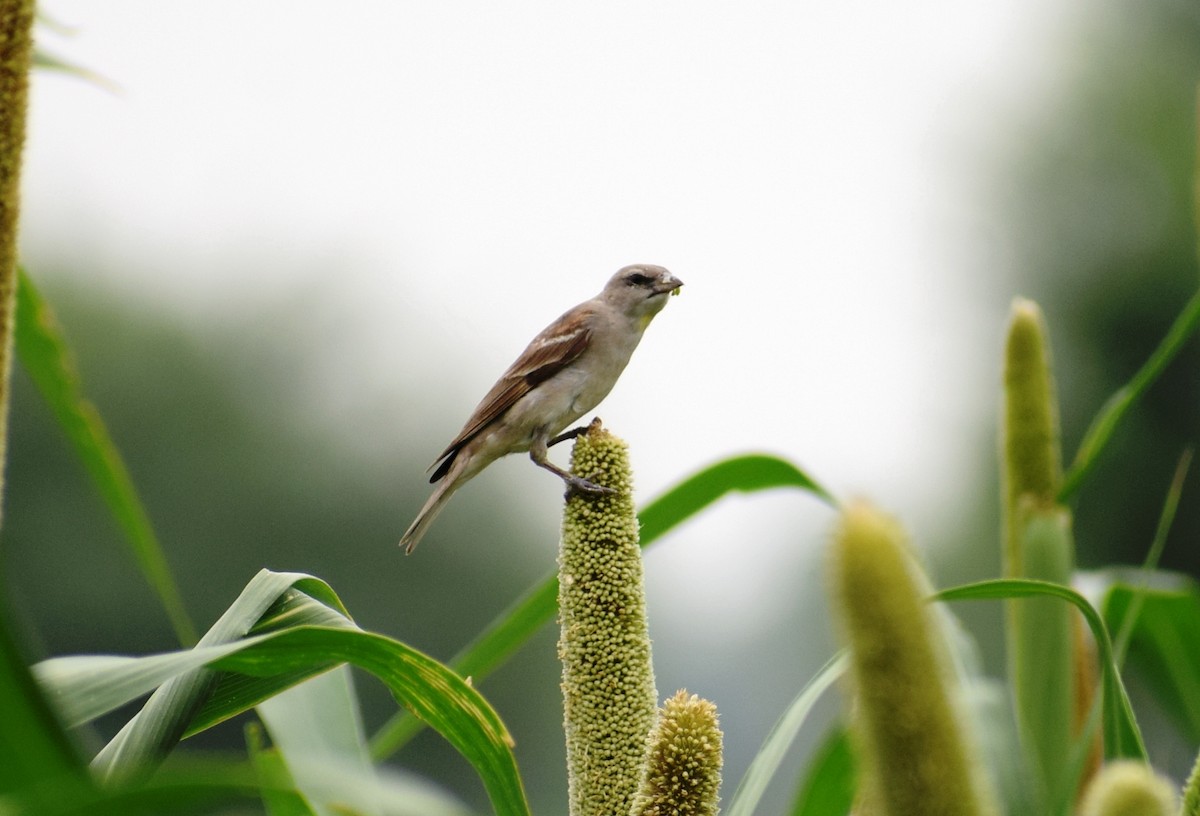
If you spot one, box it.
[0,0,35,508]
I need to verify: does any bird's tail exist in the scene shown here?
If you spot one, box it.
[399,476,462,554]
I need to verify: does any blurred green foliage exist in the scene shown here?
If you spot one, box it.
[995,0,1200,575]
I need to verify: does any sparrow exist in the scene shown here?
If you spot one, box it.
[399,264,683,553]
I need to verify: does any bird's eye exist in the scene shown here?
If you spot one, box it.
[625,272,653,287]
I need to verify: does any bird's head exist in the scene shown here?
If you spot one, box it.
[601,264,683,326]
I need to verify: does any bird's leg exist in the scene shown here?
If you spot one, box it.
[530,434,615,496]
[548,424,591,448]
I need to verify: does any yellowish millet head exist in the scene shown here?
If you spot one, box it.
[631,689,723,816]
[1078,761,1178,816]
[559,419,657,816]
[831,500,995,816]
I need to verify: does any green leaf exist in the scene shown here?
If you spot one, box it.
[1059,287,1200,500]
[85,570,332,783]
[789,727,855,816]
[246,722,319,816]
[370,453,834,760]
[933,578,1146,762]
[726,652,847,816]
[1102,575,1200,743]
[637,453,836,544]
[14,269,196,645]
[217,627,528,815]
[257,667,379,816]
[34,580,351,732]
[35,570,530,816]
[246,721,474,816]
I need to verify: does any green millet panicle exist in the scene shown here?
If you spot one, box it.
[830,500,996,816]
[631,689,723,816]
[558,419,658,816]
[1078,761,1177,816]
[1002,298,1063,573]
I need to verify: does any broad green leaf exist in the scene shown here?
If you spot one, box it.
[36,642,275,729]
[1059,287,1200,500]
[37,570,530,816]
[189,586,350,736]
[789,727,854,816]
[257,667,379,816]
[934,578,1146,762]
[35,581,351,730]
[215,627,528,815]
[15,269,195,645]
[370,453,834,760]
[89,570,332,783]
[1102,576,1200,743]
[726,652,847,816]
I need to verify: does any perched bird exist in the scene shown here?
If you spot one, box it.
[399,264,683,553]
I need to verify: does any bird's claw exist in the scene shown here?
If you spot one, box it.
[564,473,616,498]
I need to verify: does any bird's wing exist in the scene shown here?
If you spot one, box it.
[428,305,595,481]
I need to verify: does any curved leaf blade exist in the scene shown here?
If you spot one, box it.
[933,578,1146,762]
[638,454,836,544]
[36,569,529,816]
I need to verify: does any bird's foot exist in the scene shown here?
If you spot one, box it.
[563,472,616,498]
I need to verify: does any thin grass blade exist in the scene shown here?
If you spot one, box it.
[726,652,847,816]
[1111,450,1192,666]
[1059,288,1200,500]
[14,269,195,645]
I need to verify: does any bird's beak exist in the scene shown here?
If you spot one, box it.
[655,277,684,296]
